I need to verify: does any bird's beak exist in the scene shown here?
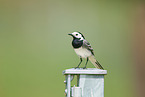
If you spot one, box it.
[68,33,73,36]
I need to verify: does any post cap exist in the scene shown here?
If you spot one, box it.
[63,68,107,75]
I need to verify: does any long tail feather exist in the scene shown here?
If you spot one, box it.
[89,55,104,69]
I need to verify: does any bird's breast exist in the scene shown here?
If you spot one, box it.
[74,47,92,58]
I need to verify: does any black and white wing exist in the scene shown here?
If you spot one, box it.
[82,40,104,69]
[82,40,94,55]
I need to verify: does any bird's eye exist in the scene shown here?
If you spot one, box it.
[76,34,78,36]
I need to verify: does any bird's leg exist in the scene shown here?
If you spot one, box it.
[83,57,89,69]
[75,57,82,69]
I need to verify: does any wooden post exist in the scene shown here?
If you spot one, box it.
[63,68,107,97]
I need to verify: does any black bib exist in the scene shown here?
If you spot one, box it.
[72,39,83,48]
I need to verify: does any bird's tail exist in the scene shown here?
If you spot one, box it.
[89,55,104,69]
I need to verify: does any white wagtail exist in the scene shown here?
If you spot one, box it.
[68,31,104,69]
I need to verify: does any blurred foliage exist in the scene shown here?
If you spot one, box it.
[0,0,138,97]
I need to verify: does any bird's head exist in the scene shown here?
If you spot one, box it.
[68,31,85,40]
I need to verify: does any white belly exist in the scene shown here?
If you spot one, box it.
[74,47,92,58]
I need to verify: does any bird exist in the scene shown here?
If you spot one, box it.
[68,31,104,69]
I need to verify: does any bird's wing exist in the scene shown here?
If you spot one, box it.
[82,40,94,55]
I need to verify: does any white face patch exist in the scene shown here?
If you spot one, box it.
[72,32,84,40]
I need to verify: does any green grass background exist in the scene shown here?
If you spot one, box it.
[0,0,137,97]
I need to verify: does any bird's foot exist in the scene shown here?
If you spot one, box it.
[83,66,87,69]
[74,66,80,69]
